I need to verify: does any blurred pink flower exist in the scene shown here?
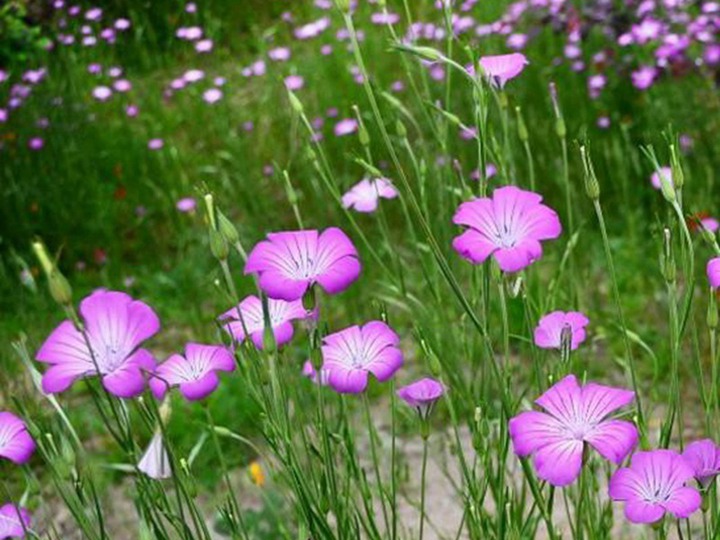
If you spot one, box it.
[176,197,196,212]
[92,86,112,101]
[284,75,305,91]
[334,118,358,136]
[342,177,399,213]
[202,88,223,104]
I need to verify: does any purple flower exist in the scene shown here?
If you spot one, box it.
[195,39,213,53]
[176,197,196,212]
[609,450,701,523]
[148,138,164,150]
[302,360,330,386]
[371,12,400,25]
[219,295,310,349]
[0,413,35,465]
[150,343,234,401]
[509,375,638,486]
[202,88,223,104]
[321,321,403,393]
[183,69,205,83]
[632,66,657,90]
[0,504,31,538]
[342,178,399,213]
[113,80,131,93]
[476,53,529,88]
[534,311,590,351]
[28,138,44,151]
[138,432,171,479]
[452,186,562,273]
[334,119,358,137]
[92,86,112,101]
[36,289,160,397]
[683,439,720,487]
[268,47,291,62]
[650,166,673,190]
[708,257,720,289]
[397,378,444,418]
[245,228,361,301]
[284,75,305,91]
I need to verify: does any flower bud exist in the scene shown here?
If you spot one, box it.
[287,90,304,114]
[32,240,72,306]
[217,211,239,245]
[429,352,442,377]
[203,193,217,230]
[209,228,229,261]
[661,228,676,284]
[580,146,600,200]
[670,144,684,190]
[395,119,407,139]
[515,106,528,143]
[708,289,718,330]
[555,116,566,139]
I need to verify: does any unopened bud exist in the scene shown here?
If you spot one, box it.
[335,0,351,12]
[515,106,528,143]
[428,353,442,377]
[288,90,303,114]
[708,289,718,330]
[32,241,72,305]
[580,146,600,200]
[670,144,684,190]
[395,119,407,139]
[217,211,239,245]
[203,194,217,230]
[555,116,566,139]
[209,228,229,260]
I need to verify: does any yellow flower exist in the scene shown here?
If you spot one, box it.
[249,461,265,487]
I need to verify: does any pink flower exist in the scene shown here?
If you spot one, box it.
[219,295,310,349]
[148,138,164,150]
[0,413,36,465]
[113,79,131,93]
[183,69,205,83]
[115,18,131,31]
[92,86,112,101]
[176,197,196,212]
[708,257,720,289]
[683,439,720,487]
[397,378,444,418]
[371,12,400,24]
[195,39,213,53]
[477,53,529,88]
[150,343,234,401]
[334,118,358,136]
[284,75,305,91]
[202,88,223,104]
[126,104,139,117]
[609,450,701,523]
[534,311,590,351]
[138,432,171,480]
[509,375,638,486]
[302,361,330,386]
[650,166,673,190]
[28,138,44,151]
[245,228,361,301]
[36,289,160,397]
[0,504,31,538]
[321,321,403,393]
[341,178,398,213]
[632,66,657,90]
[268,47,291,61]
[452,186,562,273]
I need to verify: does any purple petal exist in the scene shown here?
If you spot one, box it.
[508,411,565,457]
[179,371,220,401]
[328,367,369,394]
[662,487,702,519]
[624,500,665,524]
[585,419,638,464]
[532,438,583,486]
[0,413,35,465]
[452,229,497,265]
[580,383,635,424]
[534,374,582,423]
[101,349,155,398]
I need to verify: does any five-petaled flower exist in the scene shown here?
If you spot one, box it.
[609,449,701,523]
[682,439,720,488]
[36,289,160,398]
[0,413,35,465]
[477,53,529,88]
[245,228,361,301]
[452,186,562,273]
[533,311,590,351]
[396,378,445,418]
[708,257,720,289]
[150,343,235,401]
[0,504,31,539]
[321,321,403,393]
[220,295,311,350]
[342,177,399,213]
[509,374,638,486]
